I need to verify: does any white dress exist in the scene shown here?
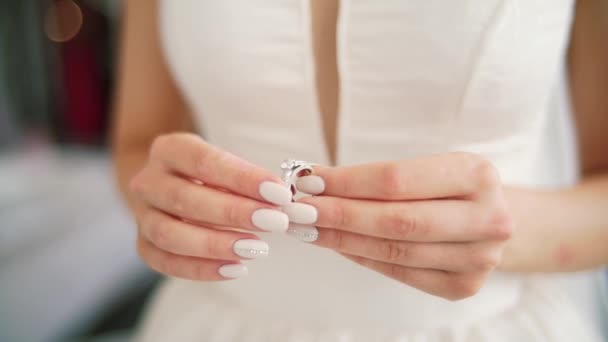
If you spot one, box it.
[137,1,604,341]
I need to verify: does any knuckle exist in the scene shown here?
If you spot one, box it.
[489,209,513,240]
[380,164,405,198]
[339,170,352,197]
[383,240,410,263]
[470,249,499,271]
[474,158,500,191]
[199,233,216,258]
[470,209,487,233]
[387,263,405,280]
[479,207,513,240]
[447,275,482,301]
[166,186,189,215]
[150,134,172,158]
[223,201,242,227]
[334,231,346,251]
[193,261,209,280]
[192,143,215,180]
[149,219,173,251]
[326,199,349,229]
[325,230,345,250]
[234,163,256,192]
[384,208,426,239]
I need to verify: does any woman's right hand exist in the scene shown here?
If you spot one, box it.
[129,133,293,280]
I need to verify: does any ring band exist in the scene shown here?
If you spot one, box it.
[280,158,318,197]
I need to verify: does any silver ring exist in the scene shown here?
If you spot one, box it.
[280,158,318,195]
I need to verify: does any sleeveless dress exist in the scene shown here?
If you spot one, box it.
[136,1,604,341]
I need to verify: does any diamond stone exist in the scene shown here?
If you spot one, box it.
[281,158,300,183]
[281,158,298,171]
[280,158,317,186]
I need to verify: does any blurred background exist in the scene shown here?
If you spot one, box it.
[1,1,607,342]
[0,1,159,341]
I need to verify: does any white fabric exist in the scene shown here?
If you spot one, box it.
[137,1,604,340]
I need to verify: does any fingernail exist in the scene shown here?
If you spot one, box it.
[233,239,269,259]
[251,209,289,232]
[287,223,319,242]
[296,175,325,195]
[218,264,248,278]
[282,202,318,224]
[259,181,292,206]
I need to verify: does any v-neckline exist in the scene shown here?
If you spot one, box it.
[305,0,343,166]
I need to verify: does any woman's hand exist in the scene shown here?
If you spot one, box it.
[129,133,293,280]
[286,153,513,300]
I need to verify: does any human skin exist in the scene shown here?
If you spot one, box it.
[112,0,608,299]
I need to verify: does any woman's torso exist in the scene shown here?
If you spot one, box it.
[139,1,602,340]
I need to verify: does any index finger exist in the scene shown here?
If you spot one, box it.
[310,153,500,200]
[151,133,292,205]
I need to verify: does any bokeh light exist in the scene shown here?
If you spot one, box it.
[45,0,83,43]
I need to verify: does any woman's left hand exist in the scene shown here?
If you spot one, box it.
[285,153,513,300]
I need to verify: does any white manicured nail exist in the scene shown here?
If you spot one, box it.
[287,223,319,242]
[296,175,325,195]
[251,209,289,232]
[283,202,318,224]
[233,239,269,259]
[259,181,292,206]
[218,264,248,278]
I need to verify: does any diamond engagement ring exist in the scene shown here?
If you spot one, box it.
[281,158,320,242]
[280,158,318,198]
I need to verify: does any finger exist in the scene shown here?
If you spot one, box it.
[341,253,487,300]
[137,237,248,280]
[150,133,292,205]
[299,196,511,242]
[139,208,269,260]
[312,153,500,200]
[131,169,289,233]
[317,229,501,272]
[295,175,325,195]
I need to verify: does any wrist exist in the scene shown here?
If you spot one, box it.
[499,187,569,272]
